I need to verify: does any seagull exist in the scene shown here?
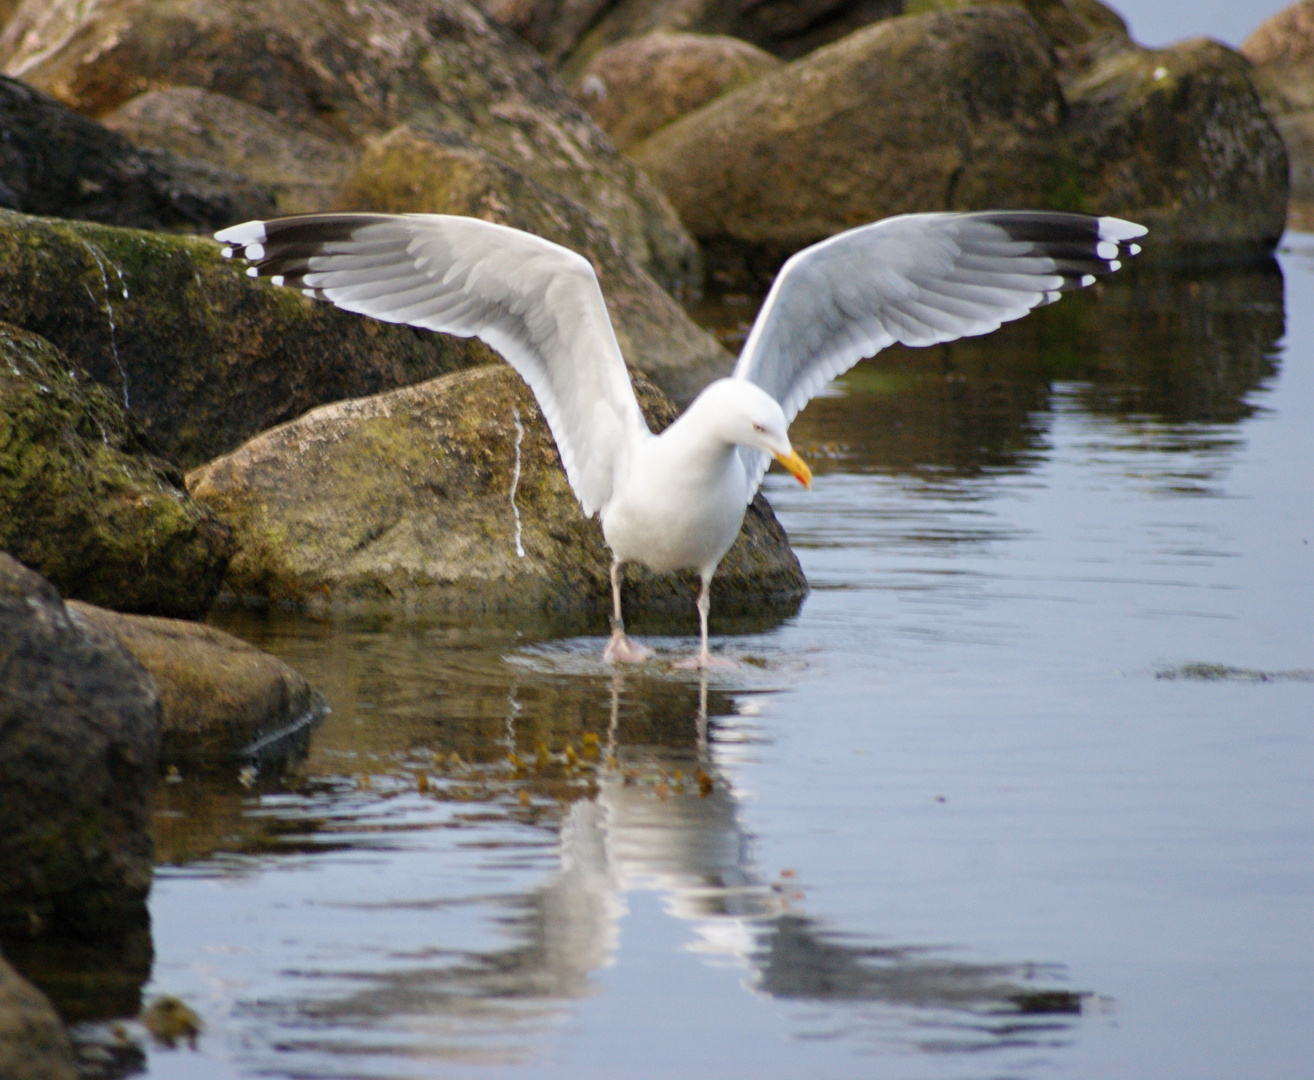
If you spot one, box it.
[216,210,1145,667]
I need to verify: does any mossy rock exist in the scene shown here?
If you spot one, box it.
[188,365,807,619]
[0,322,231,617]
[0,555,159,941]
[0,209,494,468]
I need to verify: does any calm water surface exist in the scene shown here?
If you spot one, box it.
[123,240,1314,1080]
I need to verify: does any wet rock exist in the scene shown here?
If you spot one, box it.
[633,7,1287,279]
[1242,0,1314,203]
[0,209,492,468]
[335,124,730,402]
[0,322,231,618]
[0,955,77,1080]
[187,365,807,618]
[67,602,329,765]
[0,554,159,941]
[102,86,357,216]
[0,0,700,293]
[570,32,781,151]
[1062,37,1288,254]
[0,73,274,230]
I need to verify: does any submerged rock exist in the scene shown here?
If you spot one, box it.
[0,322,231,618]
[633,6,1286,276]
[0,555,159,941]
[570,32,781,151]
[0,209,492,468]
[0,956,77,1080]
[0,73,274,231]
[187,365,807,618]
[67,603,329,765]
[0,0,700,292]
[335,124,729,402]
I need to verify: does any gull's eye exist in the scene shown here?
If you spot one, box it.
[751,422,766,433]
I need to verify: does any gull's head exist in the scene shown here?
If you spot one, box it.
[693,379,812,489]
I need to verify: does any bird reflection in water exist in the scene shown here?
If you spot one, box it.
[289,669,1088,1060]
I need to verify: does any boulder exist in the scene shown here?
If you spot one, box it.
[0,73,274,231]
[67,603,329,765]
[633,8,1072,272]
[334,124,731,402]
[0,0,700,293]
[633,8,1287,280]
[0,554,159,940]
[1242,1,1314,204]
[484,0,900,75]
[187,365,807,618]
[0,209,493,468]
[102,86,356,216]
[0,322,231,618]
[570,32,781,150]
[0,957,77,1080]
[1062,37,1289,252]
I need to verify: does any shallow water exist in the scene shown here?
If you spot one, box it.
[62,240,1314,1080]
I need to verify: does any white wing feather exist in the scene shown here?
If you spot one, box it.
[216,213,649,517]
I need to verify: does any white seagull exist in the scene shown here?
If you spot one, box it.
[216,210,1145,667]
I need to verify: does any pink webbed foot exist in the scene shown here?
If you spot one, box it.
[603,630,654,664]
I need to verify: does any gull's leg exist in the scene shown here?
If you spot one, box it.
[603,559,652,663]
[674,574,736,670]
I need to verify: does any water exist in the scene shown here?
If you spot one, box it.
[81,239,1310,1080]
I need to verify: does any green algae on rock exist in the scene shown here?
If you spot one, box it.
[0,209,494,468]
[0,322,231,618]
[188,365,807,618]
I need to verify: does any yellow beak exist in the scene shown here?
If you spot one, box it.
[773,448,813,489]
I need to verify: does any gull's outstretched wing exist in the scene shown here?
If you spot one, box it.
[215,213,648,518]
[733,211,1146,491]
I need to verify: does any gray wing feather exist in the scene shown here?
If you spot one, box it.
[733,210,1145,493]
[217,213,648,517]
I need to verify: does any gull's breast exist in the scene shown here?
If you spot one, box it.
[600,445,748,576]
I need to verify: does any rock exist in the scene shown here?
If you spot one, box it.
[67,603,329,765]
[1242,1,1314,204]
[633,8,1287,280]
[187,365,807,618]
[1062,37,1289,253]
[633,8,1072,272]
[334,124,731,402]
[490,0,900,76]
[570,32,781,150]
[0,73,274,230]
[0,956,77,1080]
[102,86,356,216]
[0,0,701,293]
[0,209,492,468]
[0,322,232,618]
[0,554,159,940]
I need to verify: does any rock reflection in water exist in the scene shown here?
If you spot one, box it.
[157,625,1084,1066]
[695,257,1285,479]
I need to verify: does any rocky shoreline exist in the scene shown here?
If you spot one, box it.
[0,0,1302,1072]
